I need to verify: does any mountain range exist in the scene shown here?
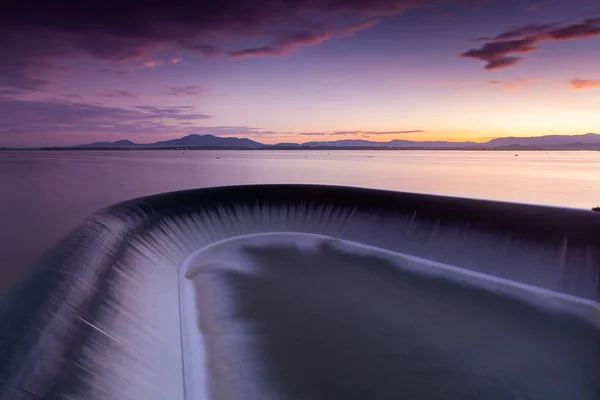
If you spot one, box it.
[64,132,600,150]
[78,135,264,149]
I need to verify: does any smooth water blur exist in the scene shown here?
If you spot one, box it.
[1,150,599,290]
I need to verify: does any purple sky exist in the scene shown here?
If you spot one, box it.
[1,0,599,146]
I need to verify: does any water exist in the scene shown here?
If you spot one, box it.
[185,234,600,400]
[1,150,599,291]
[1,178,598,399]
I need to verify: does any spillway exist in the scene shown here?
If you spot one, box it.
[1,185,599,400]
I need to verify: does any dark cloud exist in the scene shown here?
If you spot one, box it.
[0,0,473,38]
[0,0,477,89]
[570,79,600,90]
[551,17,600,40]
[462,17,600,70]
[95,90,136,98]
[165,85,206,96]
[461,38,538,70]
[478,24,555,41]
[484,56,521,70]
[0,99,209,134]
[229,21,379,58]
[230,30,335,58]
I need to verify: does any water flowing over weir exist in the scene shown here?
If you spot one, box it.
[1,185,600,400]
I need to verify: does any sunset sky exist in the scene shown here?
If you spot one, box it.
[1,0,599,146]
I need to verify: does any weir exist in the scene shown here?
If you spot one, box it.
[1,185,599,399]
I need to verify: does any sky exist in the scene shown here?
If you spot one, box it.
[1,0,600,147]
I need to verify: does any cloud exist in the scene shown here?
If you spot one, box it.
[339,20,379,38]
[570,79,600,90]
[95,90,136,98]
[485,24,555,41]
[0,95,424,142]
[165,85,206,96]
[489,78,541,90]
[297,132,328,136]
[484,56,522,70]
[0,71,49,93]
[461,39,538,70]
[139,60,165,69]
[171,58,183,64]
[0,99,209,135]
[132,105,210,120]
[230,20,379,59]
[0,33,63,93]
[462,17,600,70]
[0,0,478,89]
[229,30,335,59]
[296,130,423,136]
[191,126,279,136]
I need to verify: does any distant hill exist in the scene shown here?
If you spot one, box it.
[272,142,302,147]
[65,132,600,150]
[79,139,136,148]
[487,133,600,147]
[299,133,600,150]
[147,134,264,148]
[79,134,264,149]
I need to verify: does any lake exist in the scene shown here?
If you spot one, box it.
[1,150,599,291]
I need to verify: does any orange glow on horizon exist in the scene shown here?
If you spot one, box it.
[251,126,600,145]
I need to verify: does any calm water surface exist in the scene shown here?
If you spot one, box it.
[1,150,599,290]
